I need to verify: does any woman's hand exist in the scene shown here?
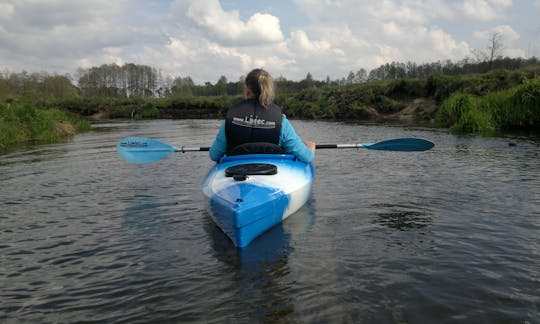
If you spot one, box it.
[304,140,316,151]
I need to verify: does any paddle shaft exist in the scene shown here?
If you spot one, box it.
[179,141,430,151]
[177,146,209,152]
[179,144,361,152]
[315,144,364,149]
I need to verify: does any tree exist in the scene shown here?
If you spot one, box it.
[355,69,367,83]
[77,63,160,98]
[473,31,504,71]
[237,75,245,94]
[215,75,227,96]
[171,76,193,96]
[487,32,504,69]
[0,70,79,101]
[346,71,355,84]
[300,72,315,89]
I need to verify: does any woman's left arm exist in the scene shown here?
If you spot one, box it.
[209,122,227,161]
[279,115,315,163]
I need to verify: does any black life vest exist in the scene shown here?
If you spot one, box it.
[225,99,283,154]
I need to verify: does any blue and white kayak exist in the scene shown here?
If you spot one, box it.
[201,154,314,248]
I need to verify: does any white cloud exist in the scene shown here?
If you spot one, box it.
[458,0,513,21]
[0,3,15,20]
[280,29,348,78]
[174,0,284,46]
[426,27,471,57]
[136,36,268,83]
[286,0,473,78]
[0,0,532,83]
[166,38,192,62]
[0,0,125,31]
[289,30,333,53]
[504,47,525,57]
[473,25,522,57]
[474,25,520,41]
[292,0,344,21]
[295,0,454,24]
[76,48,125,69]
[0,1,146,73]
[369,26,471,65]
[206,43,253,71]
[382,21,404,37]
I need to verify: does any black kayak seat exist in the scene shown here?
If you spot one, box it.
[225,163,277,181]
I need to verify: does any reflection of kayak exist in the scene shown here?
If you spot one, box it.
[201,154,314,248]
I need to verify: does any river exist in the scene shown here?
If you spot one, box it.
[1,119,539,322]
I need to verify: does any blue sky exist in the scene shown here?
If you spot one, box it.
[0,0,539,84]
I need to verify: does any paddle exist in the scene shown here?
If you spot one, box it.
[117,137,434,164]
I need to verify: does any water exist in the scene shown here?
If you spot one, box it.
[1,120,539,323]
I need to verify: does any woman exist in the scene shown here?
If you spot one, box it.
[209,68,315,162]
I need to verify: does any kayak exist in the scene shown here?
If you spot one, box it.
[201,154,314,248]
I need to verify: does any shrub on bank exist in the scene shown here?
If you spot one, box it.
[436,79,540,133]
[495,79,540,129]
[0,102,90,151]
[435,92,490,133]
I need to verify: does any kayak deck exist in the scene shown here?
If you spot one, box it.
[201,154,314,247]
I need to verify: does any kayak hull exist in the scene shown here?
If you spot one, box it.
[201,154,314,248]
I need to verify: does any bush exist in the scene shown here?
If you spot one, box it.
[384,78,427,98]
[436,92,495,133]
[451,107,494,133]
[436,92,476,127]
[503,79,540,129]
[0,102,90,151]
[426,74,464,102]
[137,102,158,119]
[437,78,540,132]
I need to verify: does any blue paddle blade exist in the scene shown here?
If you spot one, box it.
[363,138,434,151]
[117,137,178,163]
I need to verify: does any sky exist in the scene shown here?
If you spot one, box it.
[1,0,539,84]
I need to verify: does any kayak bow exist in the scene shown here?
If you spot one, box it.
[201,154,314,248]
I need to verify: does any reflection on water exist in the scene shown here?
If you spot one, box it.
[375,210,432,230]
[207,219,291,266]
[205,202,316,321]
[207,202,315,267]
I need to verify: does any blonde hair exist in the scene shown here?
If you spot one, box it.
[245,68,275,108]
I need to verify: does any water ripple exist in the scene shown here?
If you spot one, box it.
[1,121,539,322]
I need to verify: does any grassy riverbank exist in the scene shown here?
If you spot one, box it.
[42,66,539,127]
[1,65,539,152]
[0,102,91,152]
[435,78,540,133]
[277,67,540,125]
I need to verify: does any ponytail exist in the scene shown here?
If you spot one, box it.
[245,69,275,108]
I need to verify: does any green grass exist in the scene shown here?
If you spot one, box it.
[436,79,540,133]
[0,102,90,151]
[497,79,540,129]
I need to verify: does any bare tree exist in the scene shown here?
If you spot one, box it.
[487,32,504,69]
[473,31,504,70]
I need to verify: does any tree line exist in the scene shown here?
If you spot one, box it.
[77,63,158,98]
[363,56,539,82]
[1,56,538,102]
[0,70,78,101]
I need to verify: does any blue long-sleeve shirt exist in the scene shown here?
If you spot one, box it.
[209,115,314,163]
